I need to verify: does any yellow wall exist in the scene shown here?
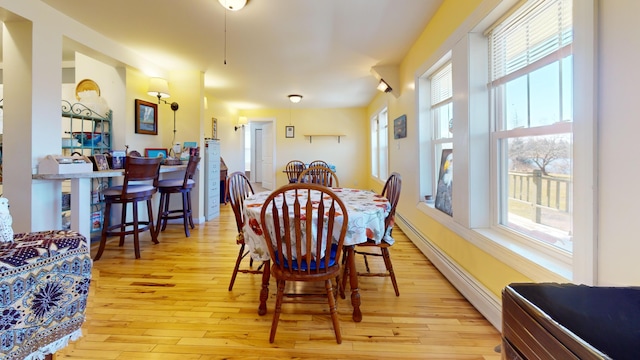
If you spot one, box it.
[366,0,533,297]
[241,107,368,189]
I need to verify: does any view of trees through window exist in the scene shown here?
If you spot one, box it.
[491,0,573,252]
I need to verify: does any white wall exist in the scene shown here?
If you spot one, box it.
[597,0,640,285]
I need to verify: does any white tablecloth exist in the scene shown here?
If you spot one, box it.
[242,187,391,262]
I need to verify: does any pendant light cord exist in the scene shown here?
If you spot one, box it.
[223,9,227,65]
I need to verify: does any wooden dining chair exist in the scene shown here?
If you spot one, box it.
[94,156,162,260]
[156,156,200,238]
[297,165,339,187]
[226,171,264,291]
[260,183,349,344]
[284,160,306,183]
[308,160,330,169]
[349,172,402,296]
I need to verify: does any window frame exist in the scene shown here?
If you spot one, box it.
[370,106,389,181]
[414,0,596,283]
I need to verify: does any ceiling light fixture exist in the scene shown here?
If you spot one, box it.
[219,1,247,65]
[376,79,392,93]
[218,0,247,11]
[288,94,303,104]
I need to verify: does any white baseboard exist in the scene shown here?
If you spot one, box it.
[396,214,502,331]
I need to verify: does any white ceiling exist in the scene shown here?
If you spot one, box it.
[41,0,443,109]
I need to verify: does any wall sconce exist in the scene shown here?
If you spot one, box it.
[148,77,180,150]
[376,79,392,93]
[370,65,400,98]
[148,77,179,111]
[234,116,248,131]
[288,94,303,103]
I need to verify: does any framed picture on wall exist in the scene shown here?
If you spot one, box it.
[393,114,407,139]
[145,148,168,159]
[135,99,158,135]
[285,125,295,138]
[435,149,453,216]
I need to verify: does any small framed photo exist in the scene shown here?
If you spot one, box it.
[394,114,407,139]
[285,125,295,138]
[145,148,168,159]
[94,154,110,171]
[135,99,158,135]
[110,150,126,169]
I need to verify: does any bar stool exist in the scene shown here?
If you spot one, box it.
[156,156,200,237]
[94,156,162,261]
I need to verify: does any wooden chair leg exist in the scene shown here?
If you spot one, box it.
[132,201,140,259]
[326,278,342,344]
[119,202,127,246]
[147,198,159,245]
[94,201,111,261]
[161,193,171,232]
[381,247,399,296]
[187,191,195,229]
[269,279,285,343]
[182,191,190,237]
[228,244,246,291]
[156,192,167,237]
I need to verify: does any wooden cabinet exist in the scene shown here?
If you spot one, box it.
[204,139,221,220]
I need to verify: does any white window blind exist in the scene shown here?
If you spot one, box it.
[490,0,572,84]
[430,63,452,106]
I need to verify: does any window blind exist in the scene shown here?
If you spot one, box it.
[430,62,452,106]
[489,0,572,83]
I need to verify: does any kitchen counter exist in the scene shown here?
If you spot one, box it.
[33,165,186,237]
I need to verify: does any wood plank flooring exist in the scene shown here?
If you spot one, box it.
[56,203,502,359]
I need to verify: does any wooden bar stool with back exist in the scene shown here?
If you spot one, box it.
[94,156,162,260]
[156,156,201,238]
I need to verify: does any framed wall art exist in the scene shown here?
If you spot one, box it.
[435,149,453,216]
[145,148,168,159]
[285,125,295,138]
[393,114,407,139]
[135,99,158,135]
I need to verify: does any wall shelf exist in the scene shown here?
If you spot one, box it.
[303,134,346,143]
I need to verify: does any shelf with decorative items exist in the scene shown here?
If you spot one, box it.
[60,100,113,239]
[303,134,346,143]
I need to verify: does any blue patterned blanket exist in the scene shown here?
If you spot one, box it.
[0,230,92,360]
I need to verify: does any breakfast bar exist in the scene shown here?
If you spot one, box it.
[32,165,186,238]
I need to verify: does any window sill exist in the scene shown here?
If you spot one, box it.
[417,201,571,282]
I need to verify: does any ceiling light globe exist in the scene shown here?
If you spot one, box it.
[218,0,247,11]
[288,94,303,104]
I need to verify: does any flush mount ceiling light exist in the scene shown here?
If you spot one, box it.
[218,0,247,11]
[288,94,303,104]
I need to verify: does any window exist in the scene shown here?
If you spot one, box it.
[489,0,573,252]
[430,63,453,213]
[371,107,388,180]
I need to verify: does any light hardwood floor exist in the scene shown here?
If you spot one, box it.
[56,202,502,360]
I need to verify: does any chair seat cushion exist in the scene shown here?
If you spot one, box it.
[102,184,157,197]
[158,178,195,188]
[275,243,338,270]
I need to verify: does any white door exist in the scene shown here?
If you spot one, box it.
[261,122,274,190]
[253,128,262,183]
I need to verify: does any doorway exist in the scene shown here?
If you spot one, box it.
[245,118,276,190]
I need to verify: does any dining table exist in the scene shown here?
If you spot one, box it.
[242,187,391,322]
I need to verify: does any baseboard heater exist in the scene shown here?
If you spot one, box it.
[395,213,502,330]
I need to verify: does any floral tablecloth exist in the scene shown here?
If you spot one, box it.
[0,230,92,360]
[243,188,391,262]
